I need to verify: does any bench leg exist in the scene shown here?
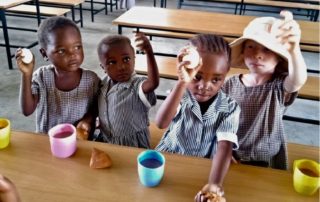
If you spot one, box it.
[80,4,83,27]
[0,10,13,70]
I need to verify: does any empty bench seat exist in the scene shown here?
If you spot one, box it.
[7,4,70,16]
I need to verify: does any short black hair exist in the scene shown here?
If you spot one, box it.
[37,16,80,49]
[190,34,231,69]
[97,35,134,58]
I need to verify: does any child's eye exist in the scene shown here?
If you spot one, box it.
[123,56,131,63]
[57,49,65,54]
[211,78,221,84]
[75,45,82,50]
[107,60,116,65]
[193,74,202,81]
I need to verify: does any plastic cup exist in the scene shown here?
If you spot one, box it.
[137,150,165,187]
[0,118,11,149]
[293,159,320,195]
[48,123,77,158]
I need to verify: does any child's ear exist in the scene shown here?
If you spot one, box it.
[39,48,48,61]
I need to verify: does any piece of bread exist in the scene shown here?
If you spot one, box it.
[203,191,226,202]
[89,148,112,169]
[76,128,89,140]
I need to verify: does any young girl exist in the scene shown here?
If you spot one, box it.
[15,16,100,135]
[222,11,307,170]
[97,33,159,148]
[155,34,240,196]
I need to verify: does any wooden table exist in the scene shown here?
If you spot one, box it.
[0,0,31,70]
[112,6,320,47]
[0,130,318,201]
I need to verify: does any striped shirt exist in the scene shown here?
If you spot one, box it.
[156,90,240,158]
[98,73,156,148]
[31,65,100,133]
[222,74,297,170]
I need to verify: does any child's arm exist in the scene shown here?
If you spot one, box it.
[194,141,232,202]
[155,48,201,129]
[0,175,21,202]
[278,11,307,93]
[134,33,159,93]
[16,48,39,116]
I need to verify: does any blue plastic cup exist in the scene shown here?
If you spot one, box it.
[137,150,165,187]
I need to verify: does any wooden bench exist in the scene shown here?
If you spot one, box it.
[242,0,320,21]
[38,0,85,27]
[177,0,319,21]
[138,29,320,53]
[148,122,320,170]
[7,4,70,16]
[135,54,320,101]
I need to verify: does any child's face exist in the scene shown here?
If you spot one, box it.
[243,40,280,74]
[41,26,84,72]
[99,43,135,82]
[187,53,229,103]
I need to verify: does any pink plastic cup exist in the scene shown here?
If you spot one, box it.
[48,123,77,158]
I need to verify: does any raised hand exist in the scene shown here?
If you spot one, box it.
[276,10,301,53]
[15,48,35,76]
[176,46,202,83]
[134,32,153,54]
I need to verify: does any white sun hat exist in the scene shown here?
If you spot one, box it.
[230,16,290,73]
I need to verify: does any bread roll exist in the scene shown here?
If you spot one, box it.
[90,148,112,169]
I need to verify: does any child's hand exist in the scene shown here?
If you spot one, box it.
[0,175,20,202]
[275,10,301,53]
[177,47,201,83]
[15,48,34,76]
[194,184,225,202]
[134,32,153,54]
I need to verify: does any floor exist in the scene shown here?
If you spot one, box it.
[0,0,319,146]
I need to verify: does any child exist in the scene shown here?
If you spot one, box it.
[97,33,159,148]
[15,16,100,135]
[222,11,307,170]
[0,175,20,202]
[155,34,240,195]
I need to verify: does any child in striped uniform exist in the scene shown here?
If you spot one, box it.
[97,34,159,148]
[155,34,240,196]
[15,16,100,135]
[222,11,307,170]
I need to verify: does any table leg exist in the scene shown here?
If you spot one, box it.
[118,25,122,34]
[0,10,13,70]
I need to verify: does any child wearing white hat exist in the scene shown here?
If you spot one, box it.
[222,10,307,170]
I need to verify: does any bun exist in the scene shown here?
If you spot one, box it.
[90,148,112,169]
[203,191,226,202]
[76,128,89,140]
[182,47,200,69]
[21,48,33,64]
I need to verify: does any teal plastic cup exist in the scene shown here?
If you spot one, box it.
[137,150,165,187]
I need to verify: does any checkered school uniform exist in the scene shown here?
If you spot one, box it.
[222,74,297,170]
[155,90,240,158]
[31,65,100,133]
[98,73,156,148]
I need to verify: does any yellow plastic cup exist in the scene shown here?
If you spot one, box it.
[293,159,320,195]
[0,118,11,149]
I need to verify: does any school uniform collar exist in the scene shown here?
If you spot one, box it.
[184,90,231,120]
[101,71,137,93]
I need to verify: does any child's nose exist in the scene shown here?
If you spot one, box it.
[254,49,263,59]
